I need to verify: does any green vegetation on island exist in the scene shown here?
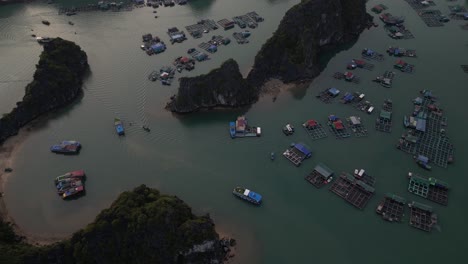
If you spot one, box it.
[1,185,232,264]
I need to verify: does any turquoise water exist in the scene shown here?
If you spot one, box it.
[1,0,468,263]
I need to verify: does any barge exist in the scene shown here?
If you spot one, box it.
[232,187,262,205]
[305,163,334,188]
[229,116,261,138]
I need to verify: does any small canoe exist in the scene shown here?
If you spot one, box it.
[114,118,125,136]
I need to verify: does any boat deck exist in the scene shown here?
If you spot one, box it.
[346,117,368,137]
[376,195,406,222]
[283,147,308,167]
[408,202,437,232]
[332,72,360,84]
[327,121,351,139]
[302,123,328,140]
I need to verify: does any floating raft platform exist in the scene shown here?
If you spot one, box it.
[408,201,438,232]
[394,60,415,73]
[349,59,374,70]
[217,18,235,30]
[327,115,351,139]
[376,193,406,222]
[385,25,415,40]
[302,120,328,140]
[316,87,340,104]
[387,46,416,58]
[332,72,360,84]
[371,4,388,14]
[396,132,419,154]
[353,169,376,187]
[188,49,209,61]
[404,0,436,10]
[329,173,375,210]
[362,48,385,61]
[282,143,312,167]
[185,19,218,38]
[373,71,396,88]
[305,163,334,188]
[407,173,449,205]
[247,11,264,22]
[418,10,444,27]
[346,116,368,137]
[461,65,468,73]
[232,32,249,44]
[375,99,393,133]
[354,100,375,115]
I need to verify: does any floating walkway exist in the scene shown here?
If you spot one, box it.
[305,163,334,188]
[329,173,375,210]
[408,201,438,232]
[346,116,368,137]
[362,48,385,61]
[327,115,351,139]
[407,173,449,206]
[375,99,393,133]
[282,143,312,167]
[302,120,328,140]
[376,194,406,222]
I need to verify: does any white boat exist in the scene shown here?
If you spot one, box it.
[36,37,52,44]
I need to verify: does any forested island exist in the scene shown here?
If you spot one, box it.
[168,0,371,113]
[0,185,234,264]
[0,38,89,144]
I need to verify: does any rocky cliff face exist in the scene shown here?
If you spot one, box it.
[166,59,257,113]
[0,38,88,144]
[247,0,370,87]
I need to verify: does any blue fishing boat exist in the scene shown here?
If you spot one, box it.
[415,155,432,171]
[114,118,125,136]
[229,122,236,138]
[50,140,81,154]
[232,187,262,205]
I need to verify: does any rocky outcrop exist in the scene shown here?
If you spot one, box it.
[11,185,234,264]
[166,59,257,113]
[0,38,89,144]
[247,0,371,87]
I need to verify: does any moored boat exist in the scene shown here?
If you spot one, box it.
[50,140,81,154]
[42,20,50,26]
[282,123,294,135]
[56,179,83,194]
[54,170,85,184]
[114,118,125,136]
[415,155,432,171]
[232,187,262,205]
[36,36,53,44]
[270,152,275,160]
[62,185,85,199]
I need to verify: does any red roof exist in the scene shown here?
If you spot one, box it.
[354,59,365,65]
[307,120,318,127]
[180,57,190,63]
[333,120,344,130]
[345,72,354,78]
[396,60,406,66]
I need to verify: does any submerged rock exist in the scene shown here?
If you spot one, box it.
[247,0,371,87]
[166,59,257,113]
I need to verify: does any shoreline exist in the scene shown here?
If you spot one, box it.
[0,115,69,246]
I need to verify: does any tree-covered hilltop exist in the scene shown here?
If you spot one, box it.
[0,185,233,264]
[0,38,89,144]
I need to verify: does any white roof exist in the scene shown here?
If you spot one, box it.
[367,106,374,113]
[243,189,250,196]
[359,169,365,176]
[256,127,261,134]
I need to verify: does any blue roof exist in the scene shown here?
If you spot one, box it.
[344,93,354,102]
[248,191,262,203]
[329,115,338,121]
[294,143,312,156]
[365,49,374,55]
[417,155,429,163]
[416,119,426,132]
[328,87,340,96]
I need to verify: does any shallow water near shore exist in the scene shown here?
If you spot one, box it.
[1,0,468,263]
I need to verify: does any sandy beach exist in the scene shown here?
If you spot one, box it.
[0,117,69,246]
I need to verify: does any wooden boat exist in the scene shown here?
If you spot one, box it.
[42,20,50,26]
[54,170,85,184]
[114,118,125,136]
[62,185,85,199]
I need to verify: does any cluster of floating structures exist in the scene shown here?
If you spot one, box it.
[173,56,195,73]
[387,46,417,58]
[397,90,454,169]
[148,66,176,85]
[54,170,86,199]
[372,70,395,88]
[58,0,133,15]
[229,116,261,139]
[140,33,166,55]
[394,59,415,73]
[330,170,375,210]
[282,143,312,167]
[375,99,393,133]
[378,11,415,39]
[403,0,447,27]
[167,27,187,44]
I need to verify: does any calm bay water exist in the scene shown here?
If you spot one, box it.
[1,0,468,263]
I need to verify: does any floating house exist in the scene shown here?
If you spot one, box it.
[283,143,312,167]
[217,19,235,30]
[229,116,261,138]
[151,42,166,53]
[305,163,334,188]
[376,193,406,222]
[328,87,340,97]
